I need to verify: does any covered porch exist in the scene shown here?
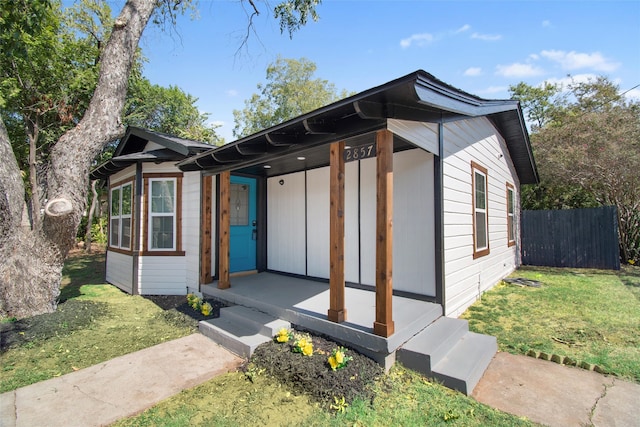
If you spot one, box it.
[201,272,442,364]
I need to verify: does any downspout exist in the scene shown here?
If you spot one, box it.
[434,119,446,313]
[132,161,143,295]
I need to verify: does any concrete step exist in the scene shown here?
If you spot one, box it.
[431,332,497,395]
[220,305,290,338]
[199,306,291,358]
[397,316,469,373]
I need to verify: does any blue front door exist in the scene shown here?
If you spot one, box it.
[229,176,257,273]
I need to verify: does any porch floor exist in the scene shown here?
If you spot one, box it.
[201,272,442,362]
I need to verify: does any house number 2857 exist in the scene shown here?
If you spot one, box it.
[343,143,376,162]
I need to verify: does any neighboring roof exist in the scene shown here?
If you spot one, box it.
[90,127,215,180]
[177,70,539,184]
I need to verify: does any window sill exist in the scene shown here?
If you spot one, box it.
[108,247,134,256]
[140,250,186,257]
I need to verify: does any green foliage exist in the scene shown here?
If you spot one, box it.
[462,266,640,382]
[274,0,321,38]
[512,76,640,263]
[125,79,223,145]
[233,57,352,137]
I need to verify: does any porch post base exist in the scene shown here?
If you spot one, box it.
[373,321,395,338]
[217,280,230,290]
[327,309,347,323]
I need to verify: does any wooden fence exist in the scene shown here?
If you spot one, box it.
[521,206,620,270]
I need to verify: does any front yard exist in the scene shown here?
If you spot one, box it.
[3,250,637,425]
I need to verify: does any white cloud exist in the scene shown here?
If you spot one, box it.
[464,67,482,76]
[226,89,238,97]
[543,74,597,89]
[542,20,552,27]
[471,32,502,41]
[540,50,620,72]
[400,33,434,49]
[625,88,640,101]
[478,85,509,95]
[495,63,545,78]
[455,24,471,34]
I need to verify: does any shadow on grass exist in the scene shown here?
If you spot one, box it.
[59,249,107,303]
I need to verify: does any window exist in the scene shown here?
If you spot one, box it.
[472,162,490,258]
[142,173,183,255]
[109,181,133,250]
[507,183,515,247]
[149,178,176,250]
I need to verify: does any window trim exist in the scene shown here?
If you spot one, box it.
[506,183,516,247]
[141,173,184,256]
[108,177,135,254]
[471,161,490,259]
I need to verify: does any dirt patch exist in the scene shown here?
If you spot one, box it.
[143,295,228,330]
[1,299,108,352]
[249,331,383,408]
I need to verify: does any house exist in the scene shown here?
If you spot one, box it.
[92,70,538,393]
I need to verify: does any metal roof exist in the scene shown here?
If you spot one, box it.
[90,127,215,180]
[177,70,539,184]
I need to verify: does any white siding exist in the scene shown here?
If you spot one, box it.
[137,256,187,295]
[388,119,440,155]
[183,171,201,291]
[344,162,360,283]
[106,251,133,293]
[393,149,436,295]
[267,171,306,274]
[442,117,521,317]
[306,167,330,279]
[359,157,377,286]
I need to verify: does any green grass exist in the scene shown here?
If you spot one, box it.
[0,251,196,393]
[461,265,640,382]
[114,365,538,427]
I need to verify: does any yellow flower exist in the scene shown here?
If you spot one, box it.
[302,342,313,356]
[328,356,338,370]
[276,328,290,343]
[201,302,212,316]
[335,351,344,364]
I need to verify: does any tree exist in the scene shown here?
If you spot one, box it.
[125,77,224,145]
[512,77,640,264]
[233,57,351,137]
[0,0,321,318]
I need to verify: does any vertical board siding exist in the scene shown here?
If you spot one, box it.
[267,171,306,274]
[522,207,620,270]
[393,149,436,295]
[106,251,133,293]
[306,167,330,278]
[442,117,521,317]
[183,172,201,290]
[344,162,360,283]
[359,157,377,286]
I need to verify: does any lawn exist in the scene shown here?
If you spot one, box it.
[461,265,640,382]
[7,252,635,426]
[0,249,199,393]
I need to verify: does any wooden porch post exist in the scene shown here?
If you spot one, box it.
[374,129,395,337]
[218,171,231,289]
[328,140,347,323]
[199,175,213,285]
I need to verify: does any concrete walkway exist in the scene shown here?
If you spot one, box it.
[0,334,242,427]
[2,335,639,427]
[473,352,640,427]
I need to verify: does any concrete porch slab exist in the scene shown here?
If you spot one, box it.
[202,272,442,363]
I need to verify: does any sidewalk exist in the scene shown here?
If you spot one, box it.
[0,334,242,427]
[2,336,639,427]
[473,352,640,427]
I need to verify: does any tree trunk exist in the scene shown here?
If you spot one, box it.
[85,180,99,253]
[0,0,156,318]
[27,116,41,228]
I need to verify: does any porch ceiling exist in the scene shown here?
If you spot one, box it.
[178,70,539,184]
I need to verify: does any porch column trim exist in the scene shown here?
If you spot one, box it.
[200,174,213,286]
[218,171,231,289]
[328,140,347,323]
[373,129,395,337]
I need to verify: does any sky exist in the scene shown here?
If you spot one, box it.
[125,0,640,142]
